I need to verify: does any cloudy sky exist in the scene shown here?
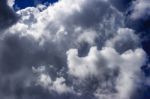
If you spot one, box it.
[0,0,150,99]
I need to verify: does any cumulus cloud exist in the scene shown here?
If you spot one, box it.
[0,0,149,99]
[5,0,124,46]
[67,45,146,99]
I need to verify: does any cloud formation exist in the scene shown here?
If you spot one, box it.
[130,0,150,20]
[0,0,18,31]
[7,0,15,7]
[67,46,146,99]
[0,0,149,99]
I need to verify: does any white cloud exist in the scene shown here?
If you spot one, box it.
[2,0,148,98]
[67,46,146,99]
[7,0,15,8]
[33,66,73,94]
[51,77,73,94]
[5,0,124,48]
[77,29,98,45]
[38,73,52,88]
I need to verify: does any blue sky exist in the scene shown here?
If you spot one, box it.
[14,0,58,10]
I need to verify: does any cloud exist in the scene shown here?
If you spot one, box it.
[125,0,150,33]
[105,28,139,53]
[33,66,73,94]
[7,0,15,7]
[0,0,18,31]
[109,0,132,12]
[67,46,146,99]
[125,0,150,66]
[0,0,149,99]
[130,0,150,20]
[6,0,124,46]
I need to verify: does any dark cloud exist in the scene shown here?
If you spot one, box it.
[0,0,18,31]
[0,33,66,75]
[126,14,150,33]
[110,0,133,12]
[0,31,68,98]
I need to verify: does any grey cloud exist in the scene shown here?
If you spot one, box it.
[0,33,67,99]
[125,0,150,64]
[109,0,132,12]
[125,0,150,33]
[105,28,140,53]
[0,34,66,75]
[129,0,150,20]
[0,0,148,99]
[0,0,18,31]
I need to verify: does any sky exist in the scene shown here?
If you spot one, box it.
[13,0,58,10]
[0,0,150,99]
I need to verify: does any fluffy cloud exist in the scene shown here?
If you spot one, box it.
[67,46,146,99]
[5,0,124,47]
[0,0,149,99]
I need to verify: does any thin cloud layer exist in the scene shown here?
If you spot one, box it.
[130,0,150,20]
[0,0,149,99]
